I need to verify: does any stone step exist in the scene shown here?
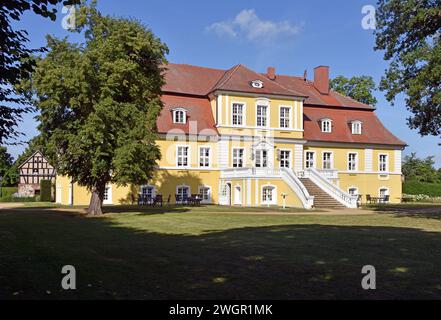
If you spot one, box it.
[299,177,346,208]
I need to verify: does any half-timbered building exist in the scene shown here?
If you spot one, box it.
[18,151,56,197]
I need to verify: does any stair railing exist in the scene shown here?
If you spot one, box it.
[280,168,314,209]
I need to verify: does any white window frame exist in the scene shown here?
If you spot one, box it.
[379,187,389,197]
[172,108,187,124]
[351,121,362,134]
[322,151,334,170]
[254,149,268,168]
[279,105,292,129]
[232,102,245,126]
[198,146,211,168]
[321,118,332,133]
[176,145,190,168]
[261,184,277,205]
[256,104,269,127]
[304,151,316,169]
[141,184,156,198]
[348,152,358,171]
[176,185,190,199]
[378,153,389,172]
[103,185,112,204]
[232,147,245,168]
[279,149,292,168]
[198,185,212,204]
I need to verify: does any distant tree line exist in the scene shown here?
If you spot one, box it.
[402,153,441,183]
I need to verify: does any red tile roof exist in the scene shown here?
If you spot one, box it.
[273,75,373,109]
[159,63,405,146]
[158,94,218,136]
[304,106,406,146]
[211,64,307,98]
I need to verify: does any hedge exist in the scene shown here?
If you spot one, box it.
[0,196,36,202]
[40,179,52,202]
[403,180,441,197]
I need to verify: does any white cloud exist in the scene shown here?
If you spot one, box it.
[206,9,300,42]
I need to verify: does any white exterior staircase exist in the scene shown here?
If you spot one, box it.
[220,166,358,209]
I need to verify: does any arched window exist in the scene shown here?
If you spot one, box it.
[261,185,277,205]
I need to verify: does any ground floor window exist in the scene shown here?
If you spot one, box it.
[262,185,276,204]
[103,185,112,204]
[348,187,358,196]
[141,185,155,198]
[177,185,190,199]
[199,186,211,203]
[379,187,389,197]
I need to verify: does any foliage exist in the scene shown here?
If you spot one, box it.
[374,0,441,137]
[0,0,80,144]
[0,195,36,202]
[0,187,18,197]
[330,75,378,106]
[39,179,52,201]
[402,152,441,183]
[0,147,14,178]
[403,180,441,197]
[20,2,168,214]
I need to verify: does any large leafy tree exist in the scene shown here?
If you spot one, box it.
[20,4,168,214]
[374,0,441,137]
[0,147,14,179]
[330,75,378,106]
[0,0,79,144]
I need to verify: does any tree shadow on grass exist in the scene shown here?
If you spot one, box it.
[0,209,440,300]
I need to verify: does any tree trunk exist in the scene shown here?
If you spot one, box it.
[87,182,106,215]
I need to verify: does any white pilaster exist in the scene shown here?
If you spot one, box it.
[365,149,373,172]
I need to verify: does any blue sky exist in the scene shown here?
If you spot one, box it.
[9,0,441,166]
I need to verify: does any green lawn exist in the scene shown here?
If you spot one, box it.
[1,204,441,299]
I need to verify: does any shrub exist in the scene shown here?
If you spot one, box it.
[40,180,52,202]
[0,196,36,202]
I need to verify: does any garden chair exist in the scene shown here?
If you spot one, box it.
[154,194,163,207]
[366,194,372,204]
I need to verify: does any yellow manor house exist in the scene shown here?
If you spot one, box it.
[56,63,406,209]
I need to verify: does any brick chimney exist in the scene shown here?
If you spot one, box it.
[314,66,329,95]
[267,66,276,80]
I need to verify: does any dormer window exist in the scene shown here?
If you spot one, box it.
[250,80,264,89]
[351,120,362,134]
[172,108,187,124]
[321,118,332,133]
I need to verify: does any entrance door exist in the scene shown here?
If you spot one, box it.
[255,149,268,168]
[234,185,242,205]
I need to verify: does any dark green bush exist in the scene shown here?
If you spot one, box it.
[403,180,441,197]
[40,180,52,202]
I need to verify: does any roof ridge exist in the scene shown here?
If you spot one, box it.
[210,64,242,92]
[331,90,374,109]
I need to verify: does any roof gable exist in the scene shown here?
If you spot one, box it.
[210,64,306,98]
